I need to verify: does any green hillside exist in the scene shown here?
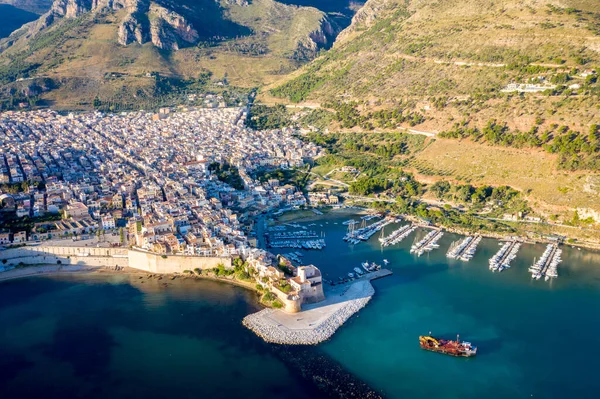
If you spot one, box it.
[0,0,340,110]
[267,0,600,129]
[262,0,600,225]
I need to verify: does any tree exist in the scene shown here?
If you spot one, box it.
[589,124,599,144]
[430,181,451,199]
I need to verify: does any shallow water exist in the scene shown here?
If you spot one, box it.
[273,216,600,398]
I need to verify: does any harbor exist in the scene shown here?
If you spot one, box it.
[489,240,521,272]
[446,235,482,261]
[410,229,444,256]
[528,243,562,280]
[269,211,570,285]
[4,210,600,399]
[255,211,599,399]
[243,269,393,345]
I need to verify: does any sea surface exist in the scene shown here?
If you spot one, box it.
[2,212,600,398]
[0,5,38,38]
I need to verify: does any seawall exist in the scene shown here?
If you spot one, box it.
[0,246,232,273]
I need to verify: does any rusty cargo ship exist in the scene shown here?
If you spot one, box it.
[419,335,477,357]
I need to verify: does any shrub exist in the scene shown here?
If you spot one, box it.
[272,300,284,309]
[263,291,276,302]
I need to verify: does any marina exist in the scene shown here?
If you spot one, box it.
[267,229,327,250]
[529,243,562,280]
[410,229,444,256]
[379,224,417,247]
[489,240,521,272]
[446,235,482,261]
[256,212,597,399]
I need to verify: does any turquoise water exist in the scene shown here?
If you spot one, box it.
[273,217,600,398]
[2,213,600,398]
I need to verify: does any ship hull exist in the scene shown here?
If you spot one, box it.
[420,345,476,357]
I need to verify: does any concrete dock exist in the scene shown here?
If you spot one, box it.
[243,269,392,345]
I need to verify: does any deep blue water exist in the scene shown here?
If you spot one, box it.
[2,212,600,398]
[0,5,38,38]
[0,275,322,399]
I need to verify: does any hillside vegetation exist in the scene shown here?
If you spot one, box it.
[260,0,600,222]
[266,0,600,129]
[0,0,341,109]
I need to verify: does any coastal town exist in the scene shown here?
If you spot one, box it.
[0,104,581,345]
[0,106,396,344]
[0,106,321,251]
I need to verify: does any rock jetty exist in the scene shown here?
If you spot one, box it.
[243,278,379,345]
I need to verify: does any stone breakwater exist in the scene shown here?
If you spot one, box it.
[243,279,377,345]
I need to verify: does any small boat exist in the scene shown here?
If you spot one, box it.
[348,272,355,278]
[353,267,364,275]
[383,259,389,265]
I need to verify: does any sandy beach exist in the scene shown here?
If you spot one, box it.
[0,265,134,283]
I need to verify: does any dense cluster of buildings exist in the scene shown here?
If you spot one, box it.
[0,107,321,254]
[0,106,331,312]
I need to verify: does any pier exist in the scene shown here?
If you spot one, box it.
[242,269,393,345]
[379,224,416,247]
[489,240,521,272]
[410,229,444,256]
[529,244,562,280]
[344,217,399,244]
[447,235,481,261]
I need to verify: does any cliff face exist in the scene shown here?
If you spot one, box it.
[9,0,201,50]
[47,0,200,49]
[335,0,397,43]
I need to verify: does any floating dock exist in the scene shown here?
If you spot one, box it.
[447,235,481,261]
[410,229,444,256]
[344,217,398,244]
[379,224,416,247]
[489,240,521,272]
[529,244,562,280]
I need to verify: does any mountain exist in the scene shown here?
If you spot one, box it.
[267,0,600,129]
[265,0,600,223]
[0,0,343,109]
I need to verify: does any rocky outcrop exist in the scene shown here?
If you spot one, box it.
[5,0,201,50]
[118,12,148,45]
[146,3,198,50]
[335,0,398,43]
[294,15,338,60]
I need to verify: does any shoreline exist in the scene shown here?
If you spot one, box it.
[0,264,262,294]
[276,207,600,251]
